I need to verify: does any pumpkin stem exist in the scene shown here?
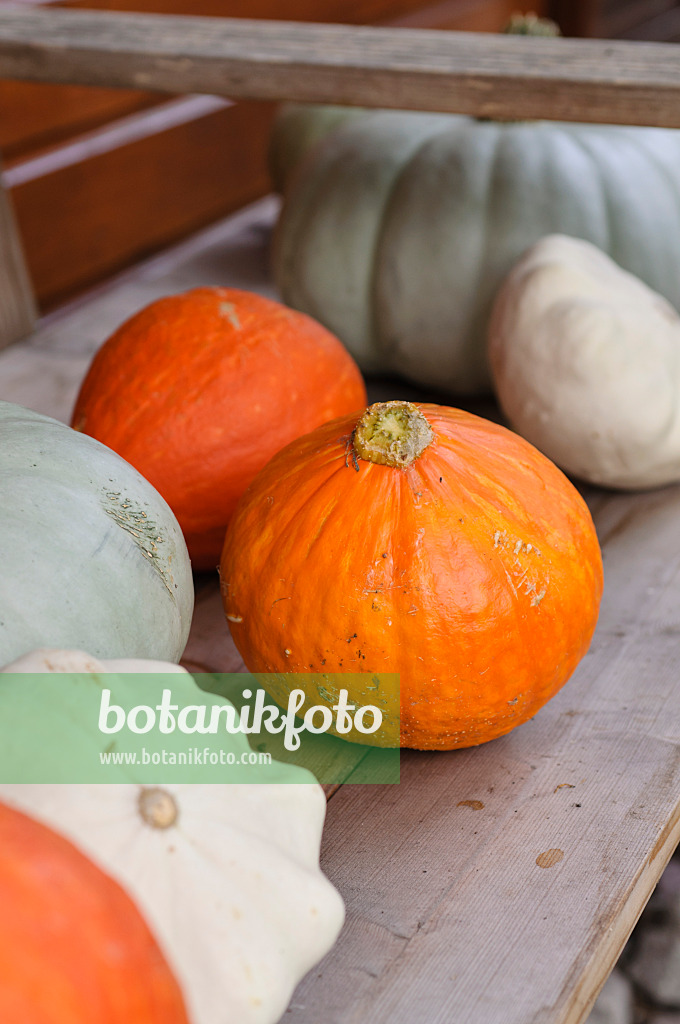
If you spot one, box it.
[138,787,178,829]
[353,401,433,468]
[503,13,560,36]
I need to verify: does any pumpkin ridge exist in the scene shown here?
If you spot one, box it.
[372,116,469,363]
[366,115,454,361]
[570,128,616,255]
[241,434,356,561]
[416,406,596,555]
[635,137,680,237]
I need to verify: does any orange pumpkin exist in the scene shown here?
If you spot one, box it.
[72,287,366,569]
[0,800,188,1024]
[220,401,603,750]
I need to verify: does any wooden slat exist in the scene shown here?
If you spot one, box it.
[0,80,158,160]
[3,198,680,1023]
[0,7,680,126]
[4,97,276,309]
[3,94,229,186]
[0,0,509,159]
[0,169,36,348]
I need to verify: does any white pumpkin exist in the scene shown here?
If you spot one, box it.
[488,234,680,489]
[0,649,345,1024]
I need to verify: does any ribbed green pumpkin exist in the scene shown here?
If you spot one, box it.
[272,104,680,394]
[0,402,193,665]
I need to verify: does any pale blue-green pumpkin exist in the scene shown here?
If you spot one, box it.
[0,401,194,664]
[271,105,680,394]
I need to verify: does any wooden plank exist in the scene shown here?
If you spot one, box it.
[0,0,498,159]
[0,7,680,126]
[3,93,230,186]
[4,97,276,309]
[4,197,680,1023]
[0,169,36,348]
[0,80,158,161]
[288,489,680,1024]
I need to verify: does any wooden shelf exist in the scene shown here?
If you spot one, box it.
[2,197,680,1024]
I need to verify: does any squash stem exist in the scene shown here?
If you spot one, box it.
[353,401,433,468]
[503,13,560,36]
[138,787,178,829]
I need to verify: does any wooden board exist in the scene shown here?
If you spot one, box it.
[0,0,544,158]
[2,198,680,1024]
[0,173,36,348]
[0,79,158,160]
[4,96,276,308]
[2,7,680,126]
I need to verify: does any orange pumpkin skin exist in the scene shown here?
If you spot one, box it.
[72,287,366,569]
[0,801,188,1024]
[220,403,603,750]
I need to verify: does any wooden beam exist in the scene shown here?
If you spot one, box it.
[0,170,36,348]
[0,7,680,126]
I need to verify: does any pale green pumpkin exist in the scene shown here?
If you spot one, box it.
[0,402,193,664]
[272,105,680,394]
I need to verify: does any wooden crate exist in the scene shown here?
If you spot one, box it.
[1,9,680,1024]
[1,0,545,310]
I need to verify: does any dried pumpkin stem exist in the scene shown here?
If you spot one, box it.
[503,13,560,36]
[138,786,178,829]
[353,401,433,468]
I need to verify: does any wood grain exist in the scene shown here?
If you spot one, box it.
[0,0,515,159]
[3,198,680,1023]
[0,171,36,349]
[0,7,680,126]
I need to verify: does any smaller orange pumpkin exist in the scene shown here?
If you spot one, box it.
[221,401,603,750]
[72,287,366,569]
[0,800,188,1024]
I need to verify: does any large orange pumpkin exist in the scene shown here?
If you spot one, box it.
[220,401,603,750]
[72,287,366,569]
[0,800,188,1024]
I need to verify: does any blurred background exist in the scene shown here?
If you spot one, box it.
[1,0,676,316]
